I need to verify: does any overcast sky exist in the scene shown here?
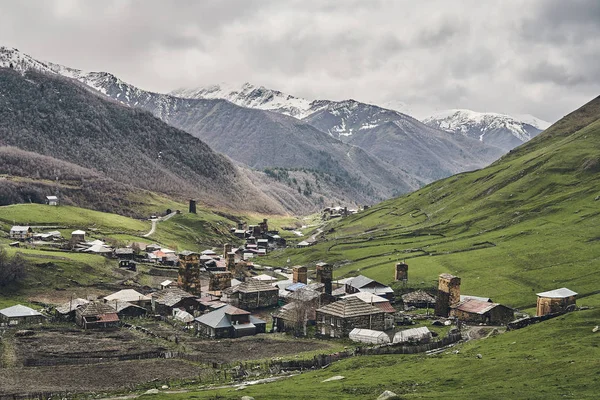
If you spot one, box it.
[1,0,599,122]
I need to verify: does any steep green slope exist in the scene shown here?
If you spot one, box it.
[264,96,600,311]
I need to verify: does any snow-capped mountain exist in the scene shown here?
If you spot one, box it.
[423,109,549,151]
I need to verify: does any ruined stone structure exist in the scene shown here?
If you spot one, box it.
[189,199,197,214]
[209,271,233,291]
[394,261,408,281]
[293,265,308,284]
[316,262,333,295]
[177,251,201,295]
[258,218,269,234]
[435,273,461,317]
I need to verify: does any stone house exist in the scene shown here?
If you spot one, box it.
[316,297,385,338]
[55,298,90,321]
[450,299,514,325]
[9,226,32,240]
[151,287,199,316]
[401,290,436,309]
[76,302,119,329]
[195,304,266,338]
[221,279,279,310]
[536,288,577,316]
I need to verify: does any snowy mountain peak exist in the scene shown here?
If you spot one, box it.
[423,109,549,151]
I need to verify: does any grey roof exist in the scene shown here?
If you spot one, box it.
[402,290,436,304]
[10,226,30,232]
[77,302,117,317]
[0,304,43,318]
[460,295,492,303]
[317,297,383,318]
[152,288,197,307]
[179,250,199,256]
[115,248,134,255]
[195,305,251,329]
[536,288,578,298]
[111,301,146,313]
[224,279,279,294]
[347,275,374,289]
[288,288,321,302]
[104,289,151,303]
[55,298,89,314]
[46,195,58,200]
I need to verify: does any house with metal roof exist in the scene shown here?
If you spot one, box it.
[0,304,46,326]
[9,226,32,240]
[536,287,577,316]
[450,298,514,325]
[393,327,432,344]
[104,289,151,307]
[342,292,396,329]
[349,328,391,345]
[75,302,119,329]
[45,195,59,206]
[195,304,266,338]
[344,275,395,300]
[55,298,90,321]
[222,279,279,310]
[316,297,385,338]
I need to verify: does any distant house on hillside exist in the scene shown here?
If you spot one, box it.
[316,297,385,338]
[450,299,514,325]
[195,304,266,338]
[221,279,279,310]
[0,304,46,326]
[75,302,119,329]
[71,230,86,242]
[344,275,395,300]
[151,287,199,316]
[45,195,59,206]
[536,288,577,316]
[103,289,151,308]
[10,226,32,240]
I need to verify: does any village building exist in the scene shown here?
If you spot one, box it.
[536,288,578,316]
[450,299,514,325]
[195,304,266,338]
[316,262,334,295]
[71,230,86,242]
[402,290,436,309]
[349,328,391,345]
[151,287,199,316]
[103,289,151,308]
[342,292,395,329]
[112,301,147,318]
[0,305,46,326]
[435,273,461,317]
[55,298,90,321]
[460,295,492,303]
[45,195,59,206]
[83,243,113,255]
[292,265,308,284]
[393,327,432,344]
[9,226,32,240]
[160,279,174,290]
[115,247,135,260]
[208,271,233,291]
[316,297,385,338]
[343,275,395,300]
[76,302,119,329]
[221,279,279,310]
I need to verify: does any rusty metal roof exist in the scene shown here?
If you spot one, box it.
[452,299,498,314]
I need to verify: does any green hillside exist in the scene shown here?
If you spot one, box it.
[264,96,600,312]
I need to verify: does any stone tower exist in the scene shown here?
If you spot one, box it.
[316,262,333,295]
[293,265,308,284]
[435,273,461,317]
[395,261,408,281]
[189,199,197,214]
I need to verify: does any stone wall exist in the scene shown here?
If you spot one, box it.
[316,311,385,338]
[238,289,279,310]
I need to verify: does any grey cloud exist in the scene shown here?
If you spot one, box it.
[523,61,588,86]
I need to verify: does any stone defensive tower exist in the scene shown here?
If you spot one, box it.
[316,262,333,295]
[293,265,308,284]
[394,261,408,281]
[435,273,461,317]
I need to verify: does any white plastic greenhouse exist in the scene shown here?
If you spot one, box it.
[393,326,432,344]
[349,328,391,344]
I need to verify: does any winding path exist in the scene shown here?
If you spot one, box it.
[143,212,176,237]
